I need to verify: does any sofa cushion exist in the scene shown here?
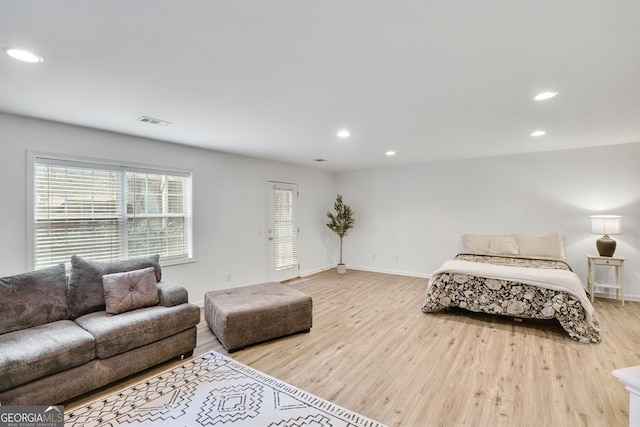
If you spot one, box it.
[103,267,160,315]
[0,264,67,335]
[75,304,200,359]
[67,255,161,319]
[0,320,95,393]
[157,281,189,307]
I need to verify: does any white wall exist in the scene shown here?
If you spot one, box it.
[3,112,638,302]
[334,143,640,300]
[0,113,336,304]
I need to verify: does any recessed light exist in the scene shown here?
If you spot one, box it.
[531,130,546,137]
[337,129,350,138]
[385,151,396,156]
[4,47,43,63]
[534,91,558,101]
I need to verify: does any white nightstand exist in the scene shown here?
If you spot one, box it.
[586,253,627,306]
[613,366,640,427]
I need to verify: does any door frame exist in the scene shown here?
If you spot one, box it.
[266,181,300,282]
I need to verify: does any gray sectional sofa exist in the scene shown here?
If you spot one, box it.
[0,255,200,405]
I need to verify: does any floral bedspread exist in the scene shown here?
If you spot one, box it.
[422,254,601,343]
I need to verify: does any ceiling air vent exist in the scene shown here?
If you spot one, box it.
[137,116,172,126]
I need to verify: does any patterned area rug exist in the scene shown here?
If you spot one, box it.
[66,351,386,426]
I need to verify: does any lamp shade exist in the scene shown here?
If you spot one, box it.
[591,215,622,235]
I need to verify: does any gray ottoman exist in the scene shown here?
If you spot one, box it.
[204,282,312,352]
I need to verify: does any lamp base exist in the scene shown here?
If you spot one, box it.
[596,235,617,257]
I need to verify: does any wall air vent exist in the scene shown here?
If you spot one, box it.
[137,116,172,126]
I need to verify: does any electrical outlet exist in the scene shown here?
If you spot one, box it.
[395,256,400,262]
[226,273,231,282]
[372,254,376,260]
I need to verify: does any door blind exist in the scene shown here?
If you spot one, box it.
[273,186,298,271]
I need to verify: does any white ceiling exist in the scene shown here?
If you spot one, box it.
[1,1,639,172]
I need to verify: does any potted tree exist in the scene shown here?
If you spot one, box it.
[326,194,355,274]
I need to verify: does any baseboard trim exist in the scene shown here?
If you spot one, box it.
[301,264,431,279]
[347,265,431,279]
[300,266,333,277]
[593,291,640,303]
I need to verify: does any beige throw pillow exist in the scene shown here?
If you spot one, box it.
[102,267,160,315]
[488,235,519,255]
[462,234,492,254]
[463,233,519,255]
[518,234,565,259]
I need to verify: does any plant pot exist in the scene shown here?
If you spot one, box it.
[336,264,347,274]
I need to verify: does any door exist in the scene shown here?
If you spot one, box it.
[267,182,299,282]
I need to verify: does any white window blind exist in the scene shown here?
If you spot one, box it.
[34,162,123,269]
[273,186,298,271]
[126,171,189,259]
[32,156,192,270]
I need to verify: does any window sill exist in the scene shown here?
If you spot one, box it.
[160,257,197,268]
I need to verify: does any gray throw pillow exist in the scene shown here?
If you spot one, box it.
[102,267,160,315]
[67,254,161,318]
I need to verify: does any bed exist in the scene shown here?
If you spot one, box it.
[421,233,601,343]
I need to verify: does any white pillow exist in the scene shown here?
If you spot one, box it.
[462,234,492,254]
[488,235,519,255]
[463,234,519,255]
[517,234,565,259]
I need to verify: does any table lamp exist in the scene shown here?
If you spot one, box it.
[590,215,622,257]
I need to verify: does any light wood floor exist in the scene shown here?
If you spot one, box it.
[67,269,639,426]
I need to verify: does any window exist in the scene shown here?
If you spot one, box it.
[31,155,192,270]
